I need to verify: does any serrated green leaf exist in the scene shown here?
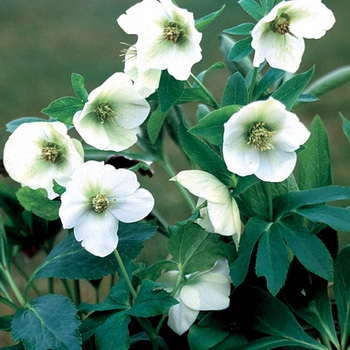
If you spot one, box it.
[178,88,213,106]
[16,187,60,221]
[334,244,350,348]
[71,73,88,102]
[12,294,81,350]
[147,105,169,144]
[129,280,177,318]
[255,225,290,296]
[230,217,271,286]
[272,66,314,110]
[189,105,242,147]
[222,72,248,106]
[158,70,184,113]
[240,182,269,219]
[195,5,226,31]
[52,180,66,196]
[136,260,178,280]
[168,221,226,274]
[340,112,350,143]
[238,0,264,21]
[298,116,332,190]
[223,23,255,36]
[228,37,253,62]
[232,285,328,350]
[278,219,334,282]
[6,117,48,133]
[232,175,260,196]
[41,96,84,125]
[252,67,285,100]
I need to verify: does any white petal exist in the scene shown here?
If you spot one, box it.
[171,170,229,203]
[156,271,179,293]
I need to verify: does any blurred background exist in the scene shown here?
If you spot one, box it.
[0,0,349,345]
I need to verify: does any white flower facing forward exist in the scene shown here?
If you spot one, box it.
[73,72,150,151]
[251,0,335,72]
[223,97,310,182]
[59,161,154,257]
[171,170,241,245]
[157,260,231,335]
[117,0,202,82]
[3,121,84,199]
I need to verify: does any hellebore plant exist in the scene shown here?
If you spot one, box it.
[2,1,350,350]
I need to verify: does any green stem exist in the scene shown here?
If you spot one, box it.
[263,181,273,222]
[190,73,220,109]
[73,280,81,306]
[248,67,259,102]
[61,279,74,301]
[1,268,25,306]
[0,295,18,311]
[13,259,42,297]
[318,332,333,350]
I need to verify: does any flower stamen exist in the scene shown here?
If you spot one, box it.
[41,142,63,163]
[119,42,137,62]
[163,22,184,43]
[91,193,110,213]
[247,121,275,151]
[270,13,297,38]
[95,102,114,124]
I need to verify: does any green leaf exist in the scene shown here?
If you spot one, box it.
[12,294,81,350]
[146,105,168,144]
[71,73,88,102]
[222,72,248,106]
[223,23,255,36]
[232,175,260,196]
[271,66,314,110]
[278,219,334,282]
[232,285,328,350]
[228,37,253,62]
[6,117,48,133]
[188,325,232,350]
[296,205,350,233]
[238,0,264,21]
[189,105,242,147]
[136,260,178,280]
[334,244,350,348]
[340,112,350,143]
[298,116,332,190]
[195,5,226,31]
[94,311,131,350]
[240,182,269,220]
[0,316,12,331]
[178,88,213,106]
[129,280,177,317]
[255,224,290,296]
[52,180,66,196]
[252,67,285,100]
[41,96,84,125]
[260,0,274,15]
[158,70,184,113]
[230,217,271,286]
[168,220,226,274]
[16,187,60,221]
[178,120,231,186]
[196,62,225,84]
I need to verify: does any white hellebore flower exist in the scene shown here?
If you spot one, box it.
[251,0,335,72]
[73,72,150,152]
[157,260,231,335]
[171,170,241,245]
[117,0,202,81]
[223,97,310,182]
[3,121,84,199]
[59,161,154,257]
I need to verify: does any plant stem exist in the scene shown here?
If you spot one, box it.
[263,181,273,222]
[190,73,220,109]
[1,268,25,306]
[248,67,259,102]
[0,295,18,311]
[13,259,42,297]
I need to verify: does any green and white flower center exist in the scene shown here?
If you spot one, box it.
[163,22,185,43]
[95,102,115,124]
[91,193,110,213]
[247,121,275,151]
[41,142,63,163]
[270,13,294,36]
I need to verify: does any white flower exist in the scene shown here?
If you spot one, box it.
[73,72,150,152]
[117,0,202,81]
[3,121,84,199]
[251,0,335,72]
[59,161,155,257]
[223,97,310,182]
[157,260,231,335]
[171,170,241,245]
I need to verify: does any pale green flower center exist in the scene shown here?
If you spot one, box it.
[163,22,185,43]
[270,13,295,37]
[95,102,114,124]
[41,142,63,163]
[247,121,275,151]
[91,193,110,213]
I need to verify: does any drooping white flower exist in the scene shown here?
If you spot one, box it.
[73,72,150,152]
[251,0,335,72]
[157,260,231,335]
[59,161,154,257]
[117,0,202,81]
[3,121,84,199]
[171,170,241,245]
[223,97,310,182]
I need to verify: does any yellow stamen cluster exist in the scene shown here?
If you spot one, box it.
[270,13,296,37]
[163,22,184,43]
[91,193,110,213]
[95,102,114,124]
[41,142,62,163]
[247,121,276,151]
